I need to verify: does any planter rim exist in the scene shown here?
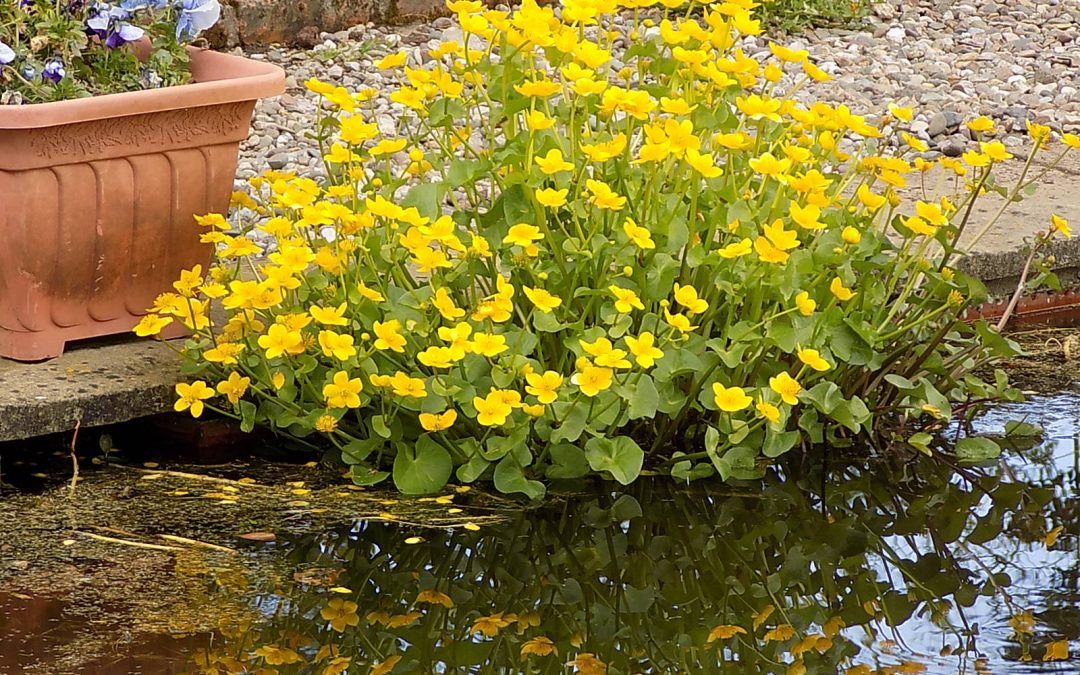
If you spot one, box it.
[0,47,284,130]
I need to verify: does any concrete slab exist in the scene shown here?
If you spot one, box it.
[0,338,180,443]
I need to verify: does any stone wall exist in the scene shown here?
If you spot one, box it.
[206,0,448,47]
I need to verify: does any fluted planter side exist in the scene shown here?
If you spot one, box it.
[0,48,284,361]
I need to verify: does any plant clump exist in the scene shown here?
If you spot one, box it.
[0,0,221,103]
[139,0,1080,495]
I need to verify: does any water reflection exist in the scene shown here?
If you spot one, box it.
[188,396,1078,674]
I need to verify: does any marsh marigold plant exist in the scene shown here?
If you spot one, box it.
[141,0,1079,494]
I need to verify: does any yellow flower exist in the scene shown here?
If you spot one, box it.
[963,115,994,134]
[673,283,708,314]
[535,187,569,207]
[736,94,782,123]
[535,148,575,174]
[797,347,832,372]
[374,319,407,352]
[523,286,562,313]
[572,363,614,397]
[174,381,215,418]
[980,140,1013,162]
[769,372,802,405]
[625,332,664,368]
[520,636,558,658]
[419,409,458,431]
[432,287,466,320]
[323,371,363,409]
[514,78,561,97]
[719,238,753,258]
[748,152,791,177]
[314,415,338,433]
[622,217,655,250]
[829,277,856,301]
[685,149,723,178]
[887,103,913,122]
[856,184,886,211]
[789,202,823,230]
[524,109,555,130]
[1051,214,1071,238]
[473,391,513,426]
[769,42,808,63]
[842,227,862,245]
[375,51,408,69]
[310,302,349,326]
[321,598,360,632]
[319,331,357,361]
[438,322,472,359]
[795,291,816,316]
[418,346,457,368]
[904,216,937,237]
[503,223,544,255]
[609,285,645,313]
[712,383,752,412]
[756,398,781,424]
[763,219,800,250]
[216,372,251,405]
[390,372,427,398]
[754,236,790,264]
[257,324,305,359]
[470,332,509,357]
[525,370,563,404]
[134,314,173,337]
[580,337,632,369]
[586,179,626,210]
[664,309,698,333]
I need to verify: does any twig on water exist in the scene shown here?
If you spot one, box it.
[72,530,181,552]
[68,419,81,499]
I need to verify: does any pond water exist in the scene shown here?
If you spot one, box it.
[0,394,1076,674]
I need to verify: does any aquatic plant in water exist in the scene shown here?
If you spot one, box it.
[140,0,1080,494]
[0,0,220,103]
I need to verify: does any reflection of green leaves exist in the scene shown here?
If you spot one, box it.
[392,435,452,494]
[585,436,644,485]
[955,437,1002,463]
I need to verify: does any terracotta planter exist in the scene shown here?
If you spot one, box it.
[0,48,284,361]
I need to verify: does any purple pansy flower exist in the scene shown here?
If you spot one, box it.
[0,41,14,66]
[43,58,66,83]
[87,3,146,48]
[174,0,220,41]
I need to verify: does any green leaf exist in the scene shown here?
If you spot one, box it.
[804,381,843,414]
[1004,421,1042,438]
[584,436,644,485]
[371,415,392,439]
[763,429,800,458]
[392,436,452,494]
[955,437,1001,463]
[627,376,659,420]
[547,443,590,479]
[493,455,545,499]
[551,403,589,443]
[341,438,382,464]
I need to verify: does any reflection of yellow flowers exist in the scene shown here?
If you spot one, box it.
[370,654,402,675]
[521,636,558,658]
[471,612,515,637]
[320,598,360,632]
[706,624,747,644]
[254,644,303,665]
[416,588,454,607]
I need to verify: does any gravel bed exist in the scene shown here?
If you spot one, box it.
[234,0,1080,185]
